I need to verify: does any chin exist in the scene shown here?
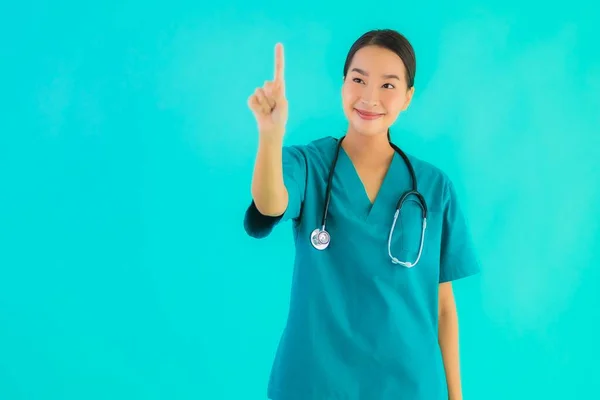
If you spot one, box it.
[350,118,387,137]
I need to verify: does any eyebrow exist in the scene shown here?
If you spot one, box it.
[351,67,400,80]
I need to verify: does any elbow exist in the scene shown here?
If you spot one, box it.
[438,281,457,319]
[243,200,279,239]
[243,216,272,239]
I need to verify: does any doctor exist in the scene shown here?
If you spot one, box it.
[244,29,480,400]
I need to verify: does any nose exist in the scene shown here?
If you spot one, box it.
[359,85,379,107]
[360,98,378,107]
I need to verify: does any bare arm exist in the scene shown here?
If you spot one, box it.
[438,281,462,400]
[251,136,288,216]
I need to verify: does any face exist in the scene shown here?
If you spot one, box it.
[342,45,414,137]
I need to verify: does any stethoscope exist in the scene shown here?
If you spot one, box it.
[310,135,428,268]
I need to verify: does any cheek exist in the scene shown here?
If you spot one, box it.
[382,93,407,114]
[341,86,357,110]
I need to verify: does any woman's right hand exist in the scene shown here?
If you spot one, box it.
[248,43,288,140]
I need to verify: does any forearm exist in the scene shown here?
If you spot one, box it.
[439,308,462,400]
[251,135,288,216]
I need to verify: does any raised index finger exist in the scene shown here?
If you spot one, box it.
[274,43,284,82]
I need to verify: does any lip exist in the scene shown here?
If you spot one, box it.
[355,108,384,120]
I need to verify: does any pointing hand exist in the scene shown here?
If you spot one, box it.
[248,43,288,139]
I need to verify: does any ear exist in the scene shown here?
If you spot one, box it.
[402,86,415,111]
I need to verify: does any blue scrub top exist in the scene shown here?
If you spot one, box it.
[244,136,480,400]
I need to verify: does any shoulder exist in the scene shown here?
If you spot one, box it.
[283,135,338,166]
[284,135,337,154]
[407,154,452,190]
[401,150,458,209]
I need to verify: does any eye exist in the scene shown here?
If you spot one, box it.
[352,77,365,84]
[382,83,395,89]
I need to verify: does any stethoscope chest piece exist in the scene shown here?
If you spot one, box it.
[310,228,330,250]
[308,135,427,266]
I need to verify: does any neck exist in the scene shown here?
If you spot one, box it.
[341,130,394,166]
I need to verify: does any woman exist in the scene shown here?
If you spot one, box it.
[244,29,480,400]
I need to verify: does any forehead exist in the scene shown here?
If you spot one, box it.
[349,45,407,78]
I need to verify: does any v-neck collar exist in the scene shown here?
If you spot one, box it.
[337,146,402,223]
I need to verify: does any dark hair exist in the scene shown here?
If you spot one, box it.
[342,29,416,142]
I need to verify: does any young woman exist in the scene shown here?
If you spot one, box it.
[244,29,480,400]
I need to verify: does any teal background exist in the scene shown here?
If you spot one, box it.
[1,1,598,399]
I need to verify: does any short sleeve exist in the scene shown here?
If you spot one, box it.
[243,145,307,238]
[439,178,481,283]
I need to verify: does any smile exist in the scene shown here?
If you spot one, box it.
[355,109,384,120]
